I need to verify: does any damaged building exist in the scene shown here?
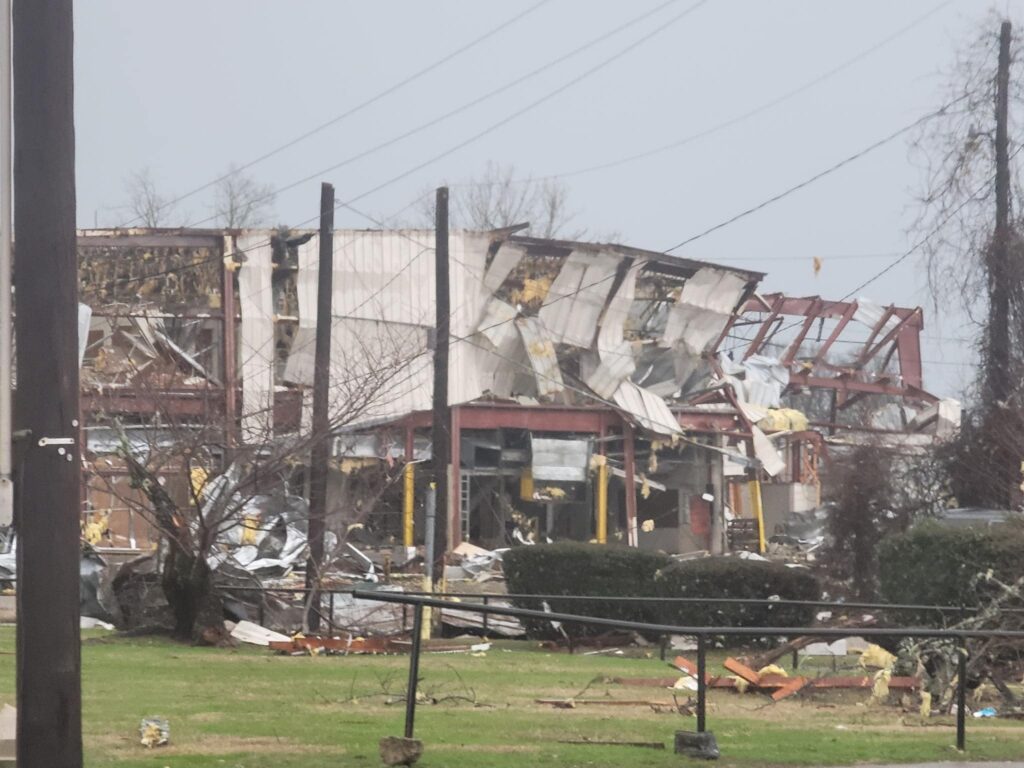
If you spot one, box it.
[75,227,959,564]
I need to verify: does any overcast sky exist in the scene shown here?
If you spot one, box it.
[73,0,1023,399]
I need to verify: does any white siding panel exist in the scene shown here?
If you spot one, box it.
[612,381,682,436]
[538,250,620,348]
[237,234,275,442]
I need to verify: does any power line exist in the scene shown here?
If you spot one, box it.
[184,0,712,229]
[118,0,555,227]
[448,0,953,190]
[664,103,960,253]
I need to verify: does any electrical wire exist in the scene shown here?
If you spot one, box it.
[446,0,954,190]
[117,0,555,227]
[183,0,712,229]
[664,103,961,253]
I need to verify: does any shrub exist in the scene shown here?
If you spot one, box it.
[502,542,670,638]
[502,544,821,640]
[878,521,1024,609]
[653,557,820,631]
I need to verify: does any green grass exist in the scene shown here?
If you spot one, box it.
[0,628,1020,767]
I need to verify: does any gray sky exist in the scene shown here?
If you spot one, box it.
[73,0,1020,399]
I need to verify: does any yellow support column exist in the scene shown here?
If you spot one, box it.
[596,461,608,544]
[402,462,415,549]
[751,479,767,554]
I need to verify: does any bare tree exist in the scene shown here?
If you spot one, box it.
[912,14,1024,508]
[124,168,175,227]
[86,309,425,640]
[415,162,584,239]
[212,164,276,228]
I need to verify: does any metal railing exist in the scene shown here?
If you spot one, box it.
[218,583,1024,642]
[351,589,1024,754]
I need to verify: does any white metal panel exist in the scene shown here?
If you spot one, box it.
[663,268,746,350]
[483,242,525,294]
[663,304,730,354]
[516,316,564,397]
[751,425,785,477]
[478,298,519,349]
[853,297,901,336]
[330,317,432,427]
[288,230,493,424]
[538,250,620,348]
[531,437,590,482]
[612,380,682,436]
[597,260,645,353]
[584,340,636,399]
[237,233,275,442]
[679,268,747,314]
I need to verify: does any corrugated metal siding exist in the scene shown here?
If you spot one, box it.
[238,233,275,441]
[516,316,564,397]
[538,250,620,348]
[290,230,498,419]
[612,381,682,436]
[663,268,746,350]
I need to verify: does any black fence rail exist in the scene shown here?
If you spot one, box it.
[351,589,1024,754]
[218,584,1024,640]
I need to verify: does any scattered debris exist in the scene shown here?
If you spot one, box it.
[229,620,290,647]
[536,698,672,708]
[138,717,169,749]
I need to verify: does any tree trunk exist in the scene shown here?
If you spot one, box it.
[161,545,212,641]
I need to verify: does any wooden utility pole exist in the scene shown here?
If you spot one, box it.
[989,20,1012,407]
[431,187,450,586]
[985,20,1014,506]
[305,182,334,631]
[13,0,83,765]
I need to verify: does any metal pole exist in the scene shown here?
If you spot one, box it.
[431,188,450,586]
[404,604,424,739]
[0,0,12,529]
[696,634,706,733]
[957,647,967,751]
[424,484,436,584]
[482,595,489,636]
[328,591,335,635]
[305,181,334,632]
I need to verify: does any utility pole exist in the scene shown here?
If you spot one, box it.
[0,0,12,530]
[431,187,450,586]
[305,182,333,632]
[988,20,1012,504]
[13,0,83,766]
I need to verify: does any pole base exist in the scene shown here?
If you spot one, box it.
[380,736,423,766]
[674,730,720,760]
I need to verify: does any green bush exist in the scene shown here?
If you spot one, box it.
[502,542,670,638]
[878,521,1024,609]
[502,544,821,640]
[653,557,820,631]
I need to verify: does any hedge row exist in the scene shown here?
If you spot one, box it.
[878,522,1024,610]
[502,542,820,639]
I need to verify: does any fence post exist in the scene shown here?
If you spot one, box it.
[482,595,490,636]
[405,604,424,739]
[696,634,707,733]
[957,646,967,751]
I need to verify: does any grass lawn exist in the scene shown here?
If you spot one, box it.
[0,628,1021,767]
